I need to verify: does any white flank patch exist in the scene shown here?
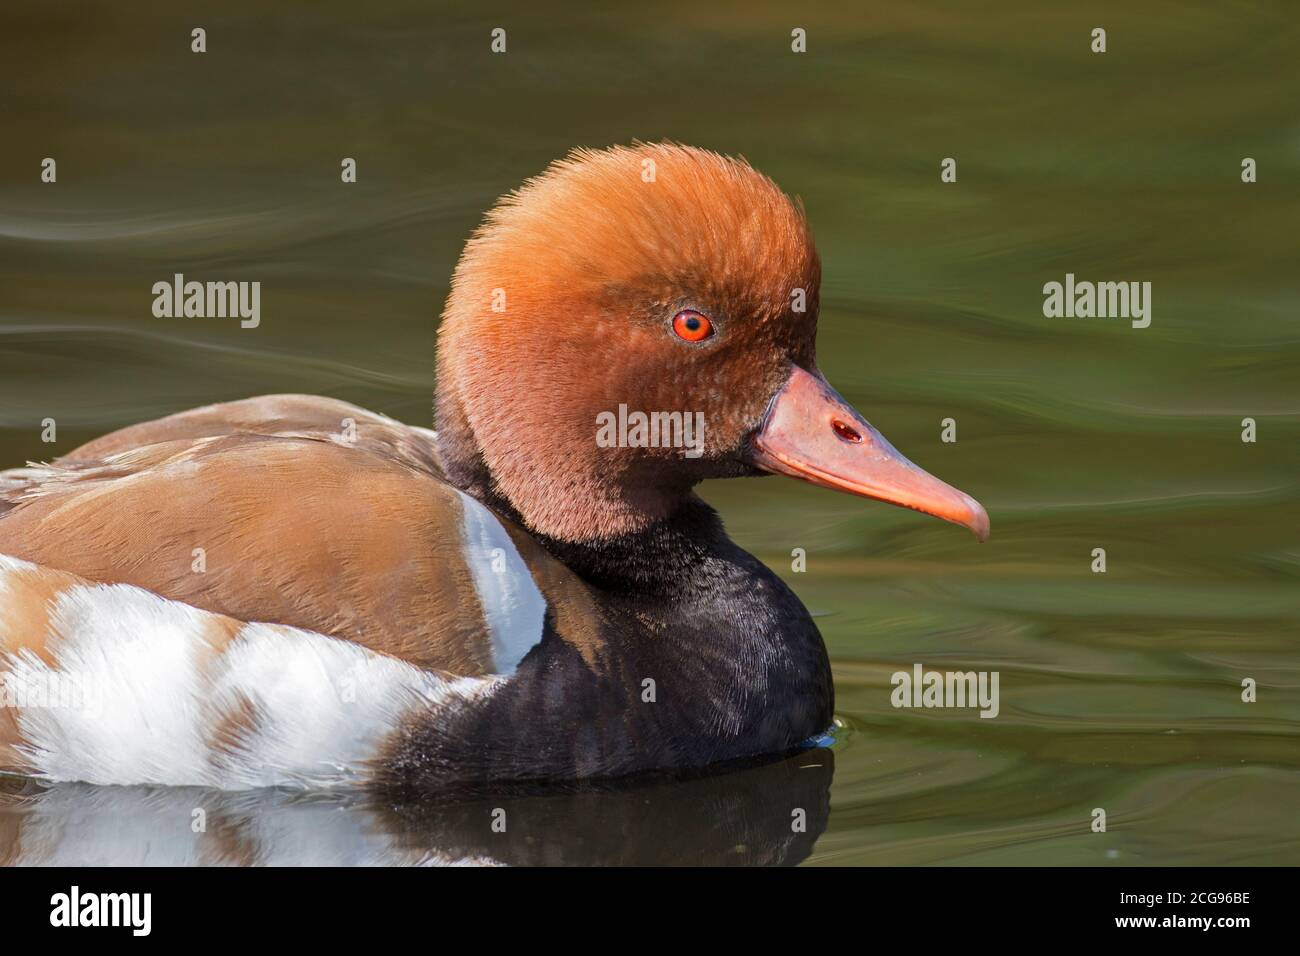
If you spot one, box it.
[3,569,501,790]
[455,490,547,676]
[0,551,38,577]
[203,622,495,790]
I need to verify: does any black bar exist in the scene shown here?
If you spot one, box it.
[0,866,1284,941]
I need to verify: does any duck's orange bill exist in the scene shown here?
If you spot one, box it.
[750,366,990,541]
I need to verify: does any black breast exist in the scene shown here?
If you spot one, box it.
[377,499,833,790]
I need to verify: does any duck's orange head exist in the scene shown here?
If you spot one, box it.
[436,143,988,545]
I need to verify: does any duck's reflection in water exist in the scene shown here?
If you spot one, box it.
[0,747,833,866]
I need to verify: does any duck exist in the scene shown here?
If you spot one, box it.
[0,143,988,792]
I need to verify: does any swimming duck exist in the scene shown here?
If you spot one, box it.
[0,144,987,791]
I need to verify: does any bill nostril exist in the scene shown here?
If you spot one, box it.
[831,419,863,443]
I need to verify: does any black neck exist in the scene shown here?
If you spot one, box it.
[531,497,723,595]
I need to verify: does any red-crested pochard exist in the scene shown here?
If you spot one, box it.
[0,144,987,791]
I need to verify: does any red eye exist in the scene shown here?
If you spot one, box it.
[672,309,713,342]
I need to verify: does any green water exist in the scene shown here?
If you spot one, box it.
[1,1,1297,864]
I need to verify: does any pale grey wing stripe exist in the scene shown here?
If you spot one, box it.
[454,490,548,676]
